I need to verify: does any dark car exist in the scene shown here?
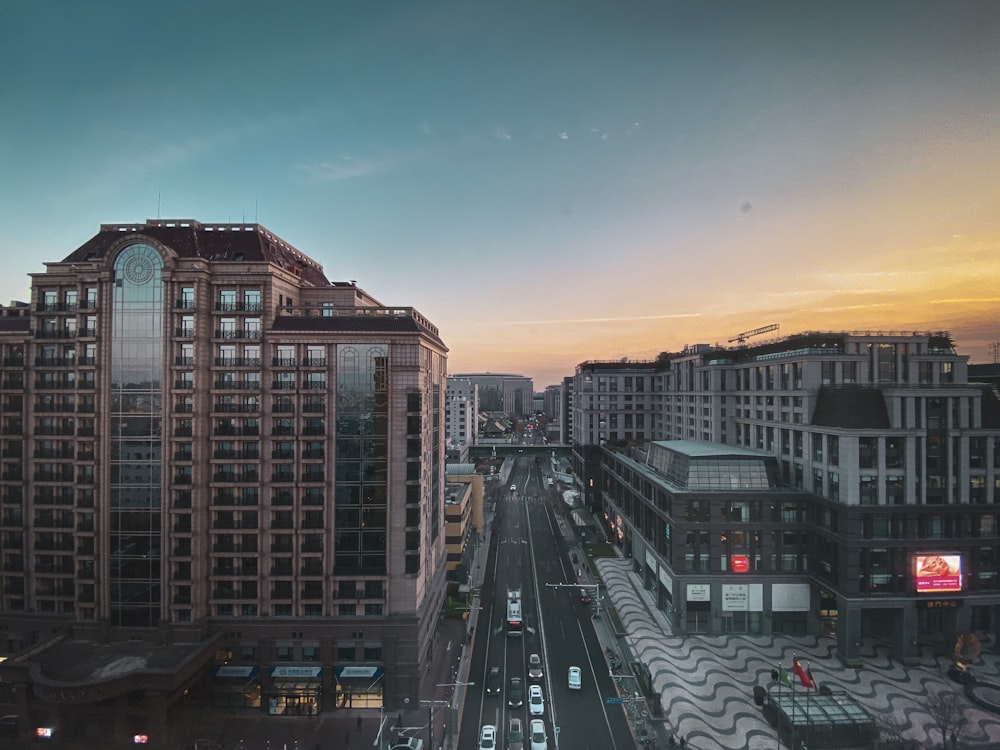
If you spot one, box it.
[507,716,525,750]
[579,588,593,604]
[486,666,502,695]
[528,653,543,681]
[508,676,524,707]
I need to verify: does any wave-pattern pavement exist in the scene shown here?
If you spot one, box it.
[596,557,1000,749]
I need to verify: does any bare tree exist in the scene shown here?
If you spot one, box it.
[875,712,910,750]
[921,690,967,749]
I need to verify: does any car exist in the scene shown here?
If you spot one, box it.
[510,484,517,491]
[579,588,593,604]
[480,724,497,750]
[508,676,524,707]
[529,718,548,750]
[527,652,543,681]
[507,716,525,750]
[568,666,582,690]
[528,684,545,716]
[388,741,424,750]
[486,666,502,695]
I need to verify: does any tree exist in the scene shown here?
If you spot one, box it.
[874,713,910,750]
[921,690,967,749]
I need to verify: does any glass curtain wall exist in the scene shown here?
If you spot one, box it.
[334,344,389,576]
[109,244,164,627]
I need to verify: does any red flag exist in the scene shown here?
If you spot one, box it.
[794,658,815,688]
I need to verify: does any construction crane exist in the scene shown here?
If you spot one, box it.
[728,323,780,346]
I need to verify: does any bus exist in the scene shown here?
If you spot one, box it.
[506,587,523,636]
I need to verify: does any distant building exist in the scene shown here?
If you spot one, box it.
[0,219,449,744]
[445,376,478,460]
[450,372,534,418]
[572,330,1000,662]
[560,376,574,448]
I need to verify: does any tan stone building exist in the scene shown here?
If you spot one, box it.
[0,219,449,747]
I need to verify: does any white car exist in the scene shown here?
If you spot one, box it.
[568,665,582,690]
[480,724,497,750]
[510,484,517,491]
[528,684,544,716]
[529,719,548,750]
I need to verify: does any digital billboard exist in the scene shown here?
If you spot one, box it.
[731,555,750,573]
[914,553,962,593]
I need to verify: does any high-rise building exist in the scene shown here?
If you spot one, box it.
[450,372,534,418]
[0,219,448,743]
[571,331,1000,661]
[445,376,478,460]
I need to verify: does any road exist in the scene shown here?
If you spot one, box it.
[459,457,633,749]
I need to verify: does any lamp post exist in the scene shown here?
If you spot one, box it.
[424,681,474,750]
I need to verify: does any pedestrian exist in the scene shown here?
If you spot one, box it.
[356,715,362,730]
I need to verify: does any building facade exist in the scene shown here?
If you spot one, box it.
[0,220,449,746]
[572,331,1000,662]
[445,376,478,460]
[450,372,534,418]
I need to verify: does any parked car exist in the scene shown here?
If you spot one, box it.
[528,653,543,681]
[568,666,582,690]
[480,724,497,750]
[529,718,548,750]
[507,716,525,750]
[528,684,545,716]
[508,676,524,707]
[486,666,502,695]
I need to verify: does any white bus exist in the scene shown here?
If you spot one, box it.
[506,587,523,636]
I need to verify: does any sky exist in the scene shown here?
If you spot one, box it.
[2,1,999,388]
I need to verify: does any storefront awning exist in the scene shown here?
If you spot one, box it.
[214,665,259,679]
[335,666,383,691]
[271,666,322,680]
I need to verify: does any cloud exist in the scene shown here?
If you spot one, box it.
[499,312,703,326]
[494,125,512,141]
[626,122,640,134]
[929,297,1000,304]
[297,154,394,182]
[557,132,569,140]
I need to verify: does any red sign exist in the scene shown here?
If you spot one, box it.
[914,554,962,593]
[731,555,750,573]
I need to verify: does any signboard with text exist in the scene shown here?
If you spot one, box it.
[914,553,962,594]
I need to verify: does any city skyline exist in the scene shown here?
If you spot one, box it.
[3,1,999,387]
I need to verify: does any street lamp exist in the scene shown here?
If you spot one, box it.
[425,682,474,750]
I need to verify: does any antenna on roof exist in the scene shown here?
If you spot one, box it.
[157,190,161,219]
[255,196,258,223]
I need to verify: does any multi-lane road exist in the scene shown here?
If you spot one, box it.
[459,458,634,749]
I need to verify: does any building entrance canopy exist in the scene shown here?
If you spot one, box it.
[766,689,876,749]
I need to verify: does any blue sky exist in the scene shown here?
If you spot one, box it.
[3,1,999,386]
